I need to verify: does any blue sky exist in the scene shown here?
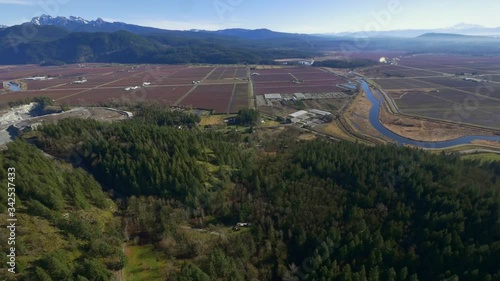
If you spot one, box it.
[1,0,499,33]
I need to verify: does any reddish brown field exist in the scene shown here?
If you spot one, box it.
[25,79,75,90]
[374,79,437,90]
[252,67,348,95]
[0,89,83,105]
[229,83,249,113]
[235,68,247,78]
[253,73,294,83]
[180,84,235,113]
[206,67,226,80]
[416,77,483,88]
[57,88,128,105]
[367,54,500,129]
[172,67,216,78]
[256,85,342,95]
[218,67,236,79]
[137,86,193,105]
[1,62,356,111]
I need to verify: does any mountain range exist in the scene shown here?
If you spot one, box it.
[329,23,500,38]
[28,15,314,40]
[0,15,498,65]
[27,15,500,38]
[29,14,171,35]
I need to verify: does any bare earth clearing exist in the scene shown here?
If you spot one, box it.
[378,105,498,142]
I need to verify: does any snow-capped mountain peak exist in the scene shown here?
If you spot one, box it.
[30,15,108,27]
[68,16,89,24]
[449,23,485,30]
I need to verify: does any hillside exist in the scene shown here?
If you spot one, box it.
[0,140,123,280]
[0,24,317,65]
[30,15,169,35]
[2,106,498,280]
[1,15,500,65]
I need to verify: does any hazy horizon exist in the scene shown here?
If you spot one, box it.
[1,0,500,33]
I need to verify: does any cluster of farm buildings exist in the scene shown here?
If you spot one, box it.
[287,109,333,127]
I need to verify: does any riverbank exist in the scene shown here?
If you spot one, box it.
[361,80,500,149]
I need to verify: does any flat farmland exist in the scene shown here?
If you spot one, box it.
[25,79,75,90]
[252,68,348,95]
[235,68,247,77]
[292,72,342,81]
[140,86,193,105]
[228,83,249,113]
[402,104,500,129]
[373,78,437,90]
[398,54,500,74]
[41,68,112,78]
[475,85,500,98]
[104,75,163,87]
[219,67,238,79]
[416,77,487,88]
[253,73,294,83]
[179,84,236,113]
[397,92,457,111]
[57,88,129,105]
[154,78,197,86]
[363,65,445,78]
[484,75,500,82]
[0,64,251,112]
[366,54,500,129]
[256,85,342,95]
[53,76,137,89]
[172,67,216,78]
[0,89,83,105]
[56,85,192,106]
[206,67,226,80]
[0,64,360,113]
[387,88,500,129]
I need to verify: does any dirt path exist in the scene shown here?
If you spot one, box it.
[226,83,238,114]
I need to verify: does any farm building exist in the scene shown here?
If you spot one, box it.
[293,93,306,100]
[289,110,309,119]
[71,78,87,84]
[309,109,332,117]
[298,60,315,66]
[264,94,282,100]
[25,76,47,81]
[288,110,309,123]
[288,109,333,125]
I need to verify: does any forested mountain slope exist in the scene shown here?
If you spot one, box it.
[0,141,123,280]
[1,106,499,280]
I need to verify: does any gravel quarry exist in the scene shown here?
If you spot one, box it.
[0,104,132,146]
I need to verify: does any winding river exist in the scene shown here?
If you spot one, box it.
[361,80,500,149]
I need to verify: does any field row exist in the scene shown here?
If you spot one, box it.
[252,67,349,95]
[0,83,250,113]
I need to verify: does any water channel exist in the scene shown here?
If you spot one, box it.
[361,80,500,149]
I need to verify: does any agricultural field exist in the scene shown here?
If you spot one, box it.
[252,67,349,96]
[367,54,500,130]
[179,84,236,113]
[0,64,252,113]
